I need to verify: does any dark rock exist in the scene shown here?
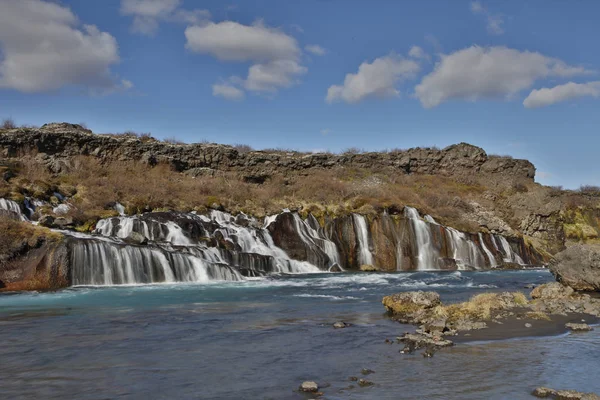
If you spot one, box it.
[349,376,358,382]
[328,263,343,272]
[398,332,453,350]
[333,321,351,329]
[550,245,600,291]
[361,369,374,375]
[358,379,374,388]
[38,215,55,227]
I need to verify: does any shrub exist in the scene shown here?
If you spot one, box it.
[1,118,16,129]
[163,136,185,145]
[233,144,254,153]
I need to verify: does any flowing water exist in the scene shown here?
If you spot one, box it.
[1,269,598,400]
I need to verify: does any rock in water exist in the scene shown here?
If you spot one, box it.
[359,264,378,272]
[123,231,148,245]
[333,321,350,329]
[565,323,593,332]
[299,381,318,393]
[550,245,600,291]
[358,379,374,387]
[532,387,600,399]
[382,291,441,323]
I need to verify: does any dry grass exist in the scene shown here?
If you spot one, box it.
[443,292,529,322]
[0,217,62,262]
[0,155,499,232]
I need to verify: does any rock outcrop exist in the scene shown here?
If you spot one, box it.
[0,123,536,183]
[550,245,600,291]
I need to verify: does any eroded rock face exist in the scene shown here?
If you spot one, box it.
[0,124,536,182]
[550,245,600,291]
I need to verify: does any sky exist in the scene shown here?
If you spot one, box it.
[0,0,599,189]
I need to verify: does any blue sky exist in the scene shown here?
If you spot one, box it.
[0,0,599,188]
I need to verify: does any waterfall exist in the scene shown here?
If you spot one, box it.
[445,228,485,269]
[404,207,438,270]
[0,198,27,220]
[290,213,340,266]
[95,217,192,245]
[70,238,242,286]
[479,233,497,268]
[353,214,374,266]
[497,235,525,265]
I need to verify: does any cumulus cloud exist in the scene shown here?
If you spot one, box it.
[326,54,420,104]
[212,83,245,101]
[121,0,210,36]
[185,21,299,62]
[186,20,306,99]
[415,46,592,108]
[0,0,127,93]
[305,44,327,56]
[470,1,505,35]
[523,81,600,108]
[408,46,428,60]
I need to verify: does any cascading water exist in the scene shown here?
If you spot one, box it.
[352,214,374,266]
[497,235,525,265]
[404,207,438,270]
[479,233,498,268]
[0,198,27,220]
[289,212,340,267]
[446,228,485,270]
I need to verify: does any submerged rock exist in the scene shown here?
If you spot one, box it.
[333,321,351,329]
[358,379,374,387]
[532,387,600,399]
[299,381,319,393]
[550,245,600,291]
[565,323,593,332]
[397,332,454,349]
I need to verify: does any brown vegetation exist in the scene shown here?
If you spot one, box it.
[0,217,61,264]
[0,155,492,232]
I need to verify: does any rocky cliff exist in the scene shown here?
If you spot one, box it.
[0,123,535,184]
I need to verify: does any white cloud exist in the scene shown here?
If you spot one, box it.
[408,46,428,60]
[121,0,210,36]
[415,46,592,108]
[245,60,307,92]
[326,54,420,104]
[523,81,600,108]
[305,44,327,56]
[185,21,299,62]
[212,83,245,101]
[0,0,127,93]
[186,20,307,98]
[470,1,505,35]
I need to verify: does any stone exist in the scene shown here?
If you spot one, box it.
[525,323,532,328]
[358,379,374,388]
[550,245,600,291]
[532,387,556,398]
[123,231,148,245]
[299,381,318,393]
[359,264,378,272]
[38,215,55,227]
[333,321,350,329]
[361,369,374,375]
[565,323,593,332]
[531,282,574,300]
[382,291,441,323]
[398,332,453,349]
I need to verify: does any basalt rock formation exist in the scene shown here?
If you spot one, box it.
[0,123,536,183]
[550,245,600,291]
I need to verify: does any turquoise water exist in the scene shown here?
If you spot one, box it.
[0,270,598,399]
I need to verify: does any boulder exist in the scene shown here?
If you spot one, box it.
[550,245,600,291]
[123,231,148,245]
[382,291,441,323]
[359,264,378,272]
[333,321,350,329]
[299,381,318,393]
[565,323,593,332]
[532,387,600,400]
[531,282,574,300]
